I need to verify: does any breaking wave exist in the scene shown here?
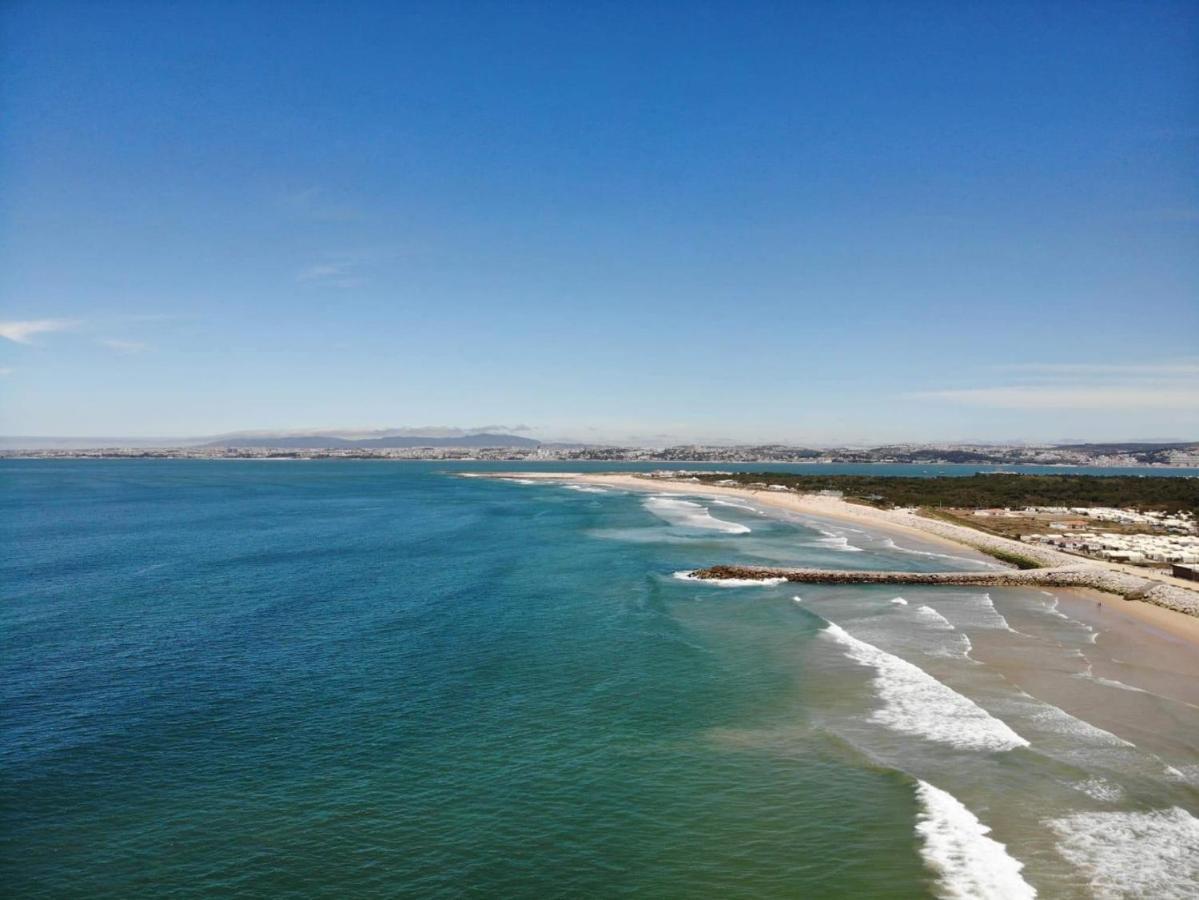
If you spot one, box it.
[643,497,751,534]
[914,605,956,630]
[821,623,1028,752]
[935,592,1019,634]
[878,537,1004,569]
[1047,807,1199,899]
[1021,698,1135,749]
[711,499,758,512]
[672,570,786,587]
[802,528,864,552]
[915,780,1037,899]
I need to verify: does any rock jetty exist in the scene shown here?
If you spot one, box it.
[690,564,1199,617]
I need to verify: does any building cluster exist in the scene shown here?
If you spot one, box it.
[1023,530,1199,565]
[5,442,1199,467]
[975,505,1199,566]
[564,443,1199,466]
[976,506,1196,533]
[6,446,545,461]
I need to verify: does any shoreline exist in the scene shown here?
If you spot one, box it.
[485,471,1199,644]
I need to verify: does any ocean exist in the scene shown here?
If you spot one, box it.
[2,460,1197,898]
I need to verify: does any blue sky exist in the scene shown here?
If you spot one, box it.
[1,1,1196,444]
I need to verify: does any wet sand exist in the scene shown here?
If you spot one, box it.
[1052,588,1199,706]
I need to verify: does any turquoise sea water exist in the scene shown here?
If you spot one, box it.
[3,461,1197,898]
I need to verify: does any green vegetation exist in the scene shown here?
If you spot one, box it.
[978,548,1045,570]
[694,473,1199,516]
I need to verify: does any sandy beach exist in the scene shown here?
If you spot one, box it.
[490,471,1199,646]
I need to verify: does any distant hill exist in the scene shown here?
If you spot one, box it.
[1052,441,1199,465]
[1053,442,1198,453]
[205,433,540,449]
[356,433,539,448]
[204,436,359,449]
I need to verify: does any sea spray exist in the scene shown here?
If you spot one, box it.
[673,570,786,587]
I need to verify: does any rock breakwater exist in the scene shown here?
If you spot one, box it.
[689,565,1199,617]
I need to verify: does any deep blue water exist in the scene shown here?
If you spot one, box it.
[2,461,1196,898]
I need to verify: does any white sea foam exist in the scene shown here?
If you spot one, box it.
[1078,673,1150,696]
[1041,595,1100,644]
[890,597,909,606]
[1048,807,1199,899]
[960,633,974,656]
[939,592,1018,633]
[563,484,608,493]
[977,593,1018,632]
[1165,764,1199,786]
[1072,778,1124,803]
[915,605,956,630]
[803,529,864,552]
[672,570,786,587]
[1042,595,1071,620]
[1076,674,1199,713]
[502,478,538,485]
[914,780,1037,899]
[711,499,758,511]
[1022,699,1135,749]
[1040,592,1085,624]
[792,595,803,604]
[878,537,1003,569]
[643,497,751,534]
[821,623,1028,752]
[803,537,864,552]
[925,634,975,661]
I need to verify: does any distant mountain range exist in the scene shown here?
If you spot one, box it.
[1,432,1195,454]
[202,432,541,449]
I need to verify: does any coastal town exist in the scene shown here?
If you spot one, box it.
[4,438,1199,467]
[1015,510,1199,567]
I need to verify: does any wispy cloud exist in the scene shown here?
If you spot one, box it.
[0,367,12,376]
[120,313,187,324]
[996,362,1199,377]
[0,318,81,344]
[296,257,367,289]
[98,338,150,354]
[912,359,1199,410]
[282,186,362,223]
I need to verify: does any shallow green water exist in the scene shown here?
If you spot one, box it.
[2,461,1196,897]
